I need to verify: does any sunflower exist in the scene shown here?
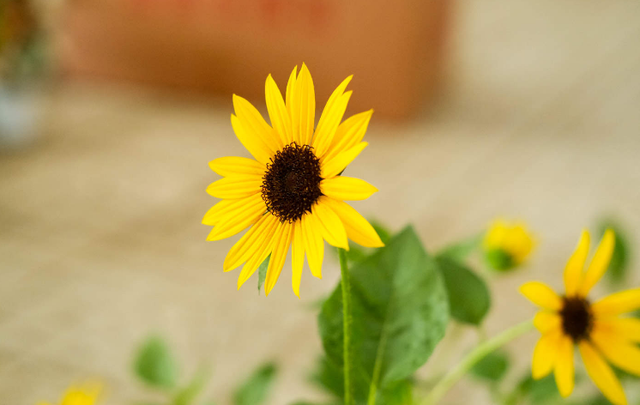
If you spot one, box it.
[520,229,640,405]
[483,218,535,272]
[203,64,384,297]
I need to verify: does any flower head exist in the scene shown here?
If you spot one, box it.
[38,382,101,405]
[520,229,640,405]
[484,219,535,272]
[204,64,384,297]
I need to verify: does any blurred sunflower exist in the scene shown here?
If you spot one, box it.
[204,64,383,297]
[483,219,535,271]
[520,229,640,405]
[38,382,101,405]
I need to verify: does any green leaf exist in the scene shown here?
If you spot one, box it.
[318,226,449,398]
[437,233,483,262]
[133,335,179,389]
[597,219,631,286]
[233,362,278,405]
[172,366,211,405]
[471,350,509,382]
[436,256,491,325]
[257,255,270,294]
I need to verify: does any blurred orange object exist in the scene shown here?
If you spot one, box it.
[58,0,449,119]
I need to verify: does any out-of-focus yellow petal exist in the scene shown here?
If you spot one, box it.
[322,110,373,162]
[591,329,640,376]
[206,175,262,199]
[264,223,293,296]
[564,230,590,297]
[592,288,640,317]
[534,312,562,334]
[322,197,384,248]
[291,220,305,298]
[519,282,563,311]
[231,114,273,165]
[206,198,265,241]
[302,213,323,279]
[554,335,575,398]
[321,142,368,179]
[208,156,265,177]
[532,330,562,379]
[579,341,628,405]
[265,74,292,145]
[578,229,615,297]
[224,214,278,272]
[289,63,315,145]
[594,317,640,343]
[312,197,349,250]
[320,176,378,201]
[312,75,353,156]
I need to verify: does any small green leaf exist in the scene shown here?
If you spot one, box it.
[437,256,491,325]
[172,366,211,405]
[233,362,278,405]
[471,350,509,382]
[319,226,449,395]
[257,255,270,294]
[597,219,631,286]
[437,233,483,262]
[133,335,179,389]
[484,248,516,272]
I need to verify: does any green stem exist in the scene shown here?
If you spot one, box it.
[422,320,534,405]
[339,248,354,405]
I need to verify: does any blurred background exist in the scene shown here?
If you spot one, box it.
[1,0,639,404]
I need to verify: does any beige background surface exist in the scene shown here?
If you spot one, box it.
[1,0,640,404]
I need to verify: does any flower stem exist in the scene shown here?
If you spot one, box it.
[339,248,354,405]
[422,320,534,405]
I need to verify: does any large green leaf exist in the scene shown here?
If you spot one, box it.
[133,335,179,389]
[233,362,278,405]
[318,226,449,401]
[436,256,491,326]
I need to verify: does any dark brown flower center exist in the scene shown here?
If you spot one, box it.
[261,142,322,223]
[560,296,593,342]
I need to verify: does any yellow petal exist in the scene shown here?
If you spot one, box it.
[519,282,563,311]
[502,223,535,264]
[321,142,368,179]
[203,194,264,226]
[206,175,262,199]
[224,213,278,272]
[592,288,640,316]
[206,198,265,241]
[591,328,640,376]
[312,75,353,156]
[233,94,281,151]
[312,197,349,250]
[594,317,640,343]
[292,221,305,298]
[323,110,373,162]
[554,335,575,398]
[208,156,265,177]
[265,74,292,145]
[320,176,378,201]
[264,222,294,296]
[290,63,315,145]
[579,229,615,297]
[237,221,278,289]
[322,197,384,248]
[534,312,562,334]
[286,65,297,116]
[579,341,628,405]
[302,213,324,278]
[532,330,562,379]
[564,230,590,297]
[231,114,273,165]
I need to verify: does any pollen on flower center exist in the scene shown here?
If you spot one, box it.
[560,296,593,342]
[262,142,323,223]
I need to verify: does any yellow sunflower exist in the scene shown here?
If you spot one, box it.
[38,382,101,405]
[203,64,384,297]
[520,229,640,405]
[484,218,535,271]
